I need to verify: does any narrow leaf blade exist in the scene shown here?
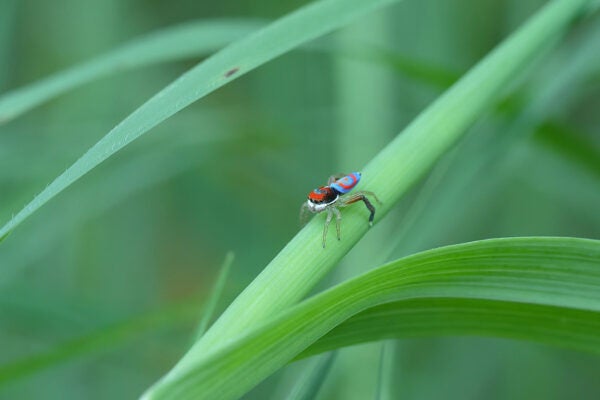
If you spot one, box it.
[0,0,401,240]
[0,19,264,123]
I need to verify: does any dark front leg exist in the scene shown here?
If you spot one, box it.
[343,194,376,226]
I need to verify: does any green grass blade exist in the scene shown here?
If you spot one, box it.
[153,0,594,380]
[369,47,460,89]
[534,122,600,180]
[0,0,402,241]
[285,352,335,400]
[0,252,234,385]
[192,252,234,339]
[300,297,600,359]
[0,19,264,123]
[0,301,200,385]
[375,341,396,400]
[142,237,600,400]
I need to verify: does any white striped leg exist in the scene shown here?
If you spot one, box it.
[299,202,312,226]
[322,208,333,248]
[332,206,342,241]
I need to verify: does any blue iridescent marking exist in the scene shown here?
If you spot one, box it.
[330,172,361,194]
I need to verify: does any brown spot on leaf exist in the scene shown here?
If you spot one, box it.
[224,67,239,78]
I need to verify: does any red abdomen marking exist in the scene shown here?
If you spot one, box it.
[308,186,337,204]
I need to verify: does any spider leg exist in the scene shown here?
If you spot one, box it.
[340,192,377,226]
[357,190,382,205]
[332,206,342,241]
[323,208,334,248]
[327,173,347,185]
[299,202,312,226]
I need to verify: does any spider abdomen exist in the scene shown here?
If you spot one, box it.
[330,172,361,194]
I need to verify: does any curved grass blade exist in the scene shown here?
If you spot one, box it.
[0,0,402,241]
[0,19,265,123]
[142,237,600,400]
[299,297,600,359]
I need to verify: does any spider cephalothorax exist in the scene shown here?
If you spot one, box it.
[306,186,339,212]
[300,172,381,247]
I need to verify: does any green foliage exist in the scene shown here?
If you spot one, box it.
[192,252,234,339]
[0,301,200,385]
[303,297,600,358]
[0,19,265,123]
[285,353,335,400]
[145,3,595,398]
[0,0,400,241]
[143,238,600,400]
[1,0,599,399]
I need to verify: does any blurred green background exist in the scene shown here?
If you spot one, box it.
[1,0,599,399]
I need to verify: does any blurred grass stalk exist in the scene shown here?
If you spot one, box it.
[0,19,265,123]
[145,0,595,397]
[331,11,397,400]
